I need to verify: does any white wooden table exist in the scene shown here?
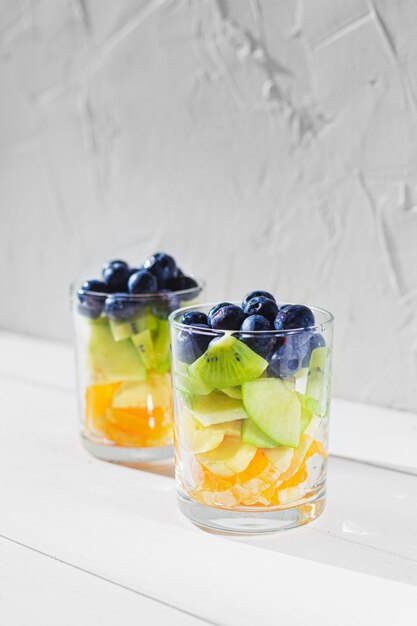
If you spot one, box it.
[1,331,416,625]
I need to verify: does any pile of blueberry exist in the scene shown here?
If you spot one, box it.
[178,291,325,378]
[78,253,199,320]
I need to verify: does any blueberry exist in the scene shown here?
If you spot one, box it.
[181,311,208,326]
[79,279,108,294]
[243,296,278,322]
[104,294,140,321]
[127,267,140,279]
[164,274,198,291]
[151,290,181,319]
[274,305,315,330]
[239,314,275,358]
[268,337,302,378]
[207,302,233,327]
[102,260,130,291]
[210,304,246,330]
[301,333,326,367]
[242,290,276,307]
[176,324,213,364]
[143,252,177,285]
[128,269,158,294]
[77,280,108,318]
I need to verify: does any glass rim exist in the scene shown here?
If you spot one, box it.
[71,276,205,300]
[169,300,334,335]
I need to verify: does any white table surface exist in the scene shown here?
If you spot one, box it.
[1,330,416,625]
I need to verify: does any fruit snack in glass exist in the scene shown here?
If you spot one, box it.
[169,293,333,533]
[72,253,204,464]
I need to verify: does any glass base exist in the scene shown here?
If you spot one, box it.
[177,488,326,534]
[81,433,174,464]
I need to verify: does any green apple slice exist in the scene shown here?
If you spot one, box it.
[220,386,242,399]
[241,418,278,448]
[189,391,248,427]
[305,347,331,417]
[242,378,301,448]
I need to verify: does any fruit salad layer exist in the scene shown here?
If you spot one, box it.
[172,293,331,509]
[75,253,201,448]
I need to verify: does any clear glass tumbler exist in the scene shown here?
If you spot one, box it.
[169,302,334,533]
[72,281,203,463]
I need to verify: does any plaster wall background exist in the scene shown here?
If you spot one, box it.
[1,0,417,412]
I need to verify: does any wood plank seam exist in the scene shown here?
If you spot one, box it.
[0,534,219,626]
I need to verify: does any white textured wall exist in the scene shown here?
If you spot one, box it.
[1,0,417,412]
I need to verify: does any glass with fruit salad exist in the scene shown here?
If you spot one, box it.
[169,292,333,533]
[72,253,203,463]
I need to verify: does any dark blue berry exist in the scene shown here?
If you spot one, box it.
[143,252,177,285]
[127,267,140,279]
[301,333,326,367]
[268,337,302,378]
[181,311,208,326]
[164,274,198,295]
[243,296,279,322]
[210,304,246,330]
[239,314,275,358]
[77,280,108,319]
[102,260,130,292]
[176,324,213,364]
[104,294,140,321]
[274,305,315,330]
[242,290,276,307]
[207,302,233,327]
[128,269,158,294]
[151,290,181,319]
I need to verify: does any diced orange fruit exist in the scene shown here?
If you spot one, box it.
[85,381,173,447]
[189,438,327,508]
[86,382,121,422]
[236,450,269,484]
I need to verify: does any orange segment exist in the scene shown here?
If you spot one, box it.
[236,450,269,484]
[85,381,173,447]
[86,382,121,419]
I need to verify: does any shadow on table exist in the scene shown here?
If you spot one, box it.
[121,459,175,479]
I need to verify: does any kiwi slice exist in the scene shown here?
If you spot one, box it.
[189,391,249,427]
[305,347,331,417]
[154,320,171,373]
[109,308,158,342]
[109,315,146,342]
[87,319,147,384]
[131,328,155,370]
[189,334,267,390]
[242,378,301,448]
[241,418,278,448]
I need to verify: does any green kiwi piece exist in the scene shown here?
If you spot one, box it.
[109,308,158,342]
[189,335,268,390]
[154,319,171,373]
[87,318,147,383]
[109,315,146,342]
[305,347,331,417]
[131,328,155,370]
